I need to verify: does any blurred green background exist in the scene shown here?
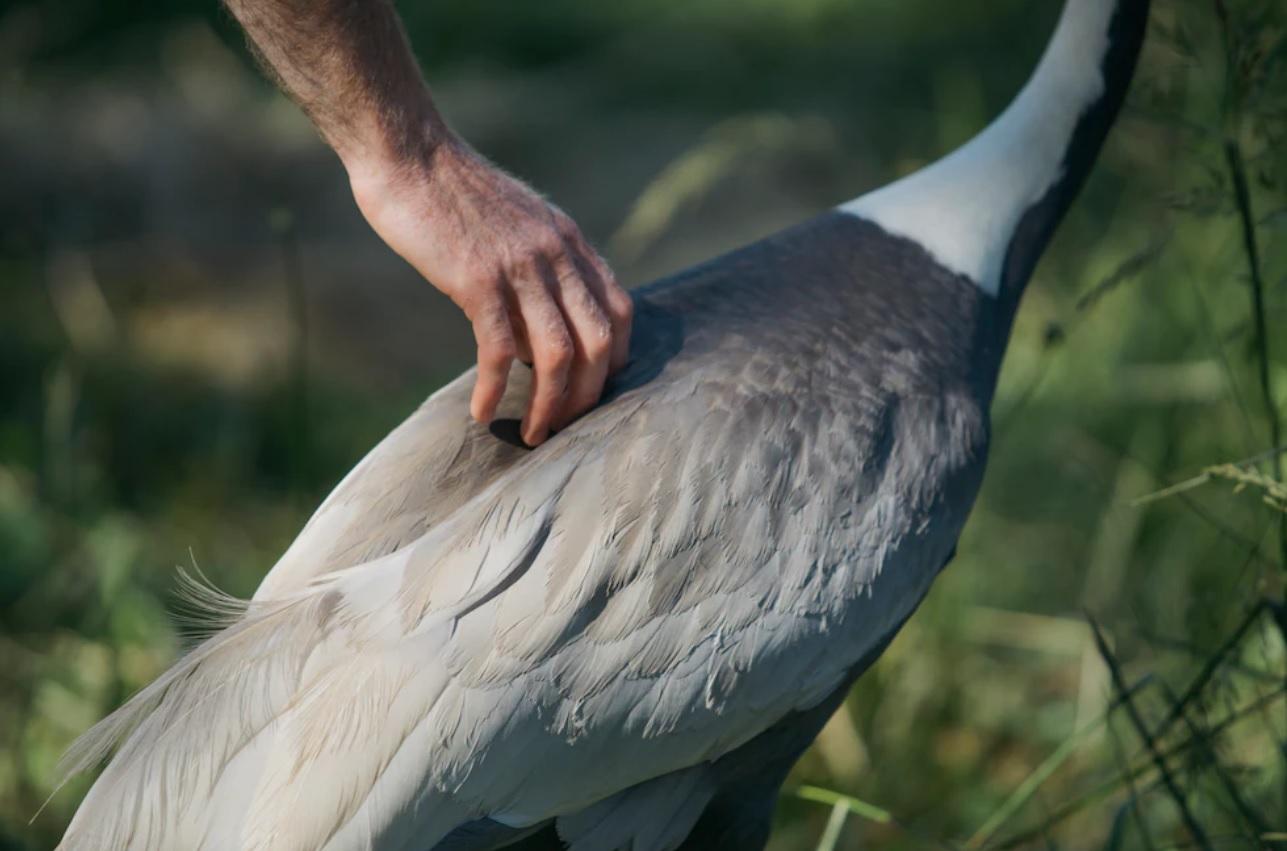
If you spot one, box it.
[2,0,1285,848]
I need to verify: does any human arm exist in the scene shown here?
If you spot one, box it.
[223,0,633,446]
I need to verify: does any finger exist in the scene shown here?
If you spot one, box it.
[512,273,573,446]
[547,255,612,431]
[507,303,535,366]
[468,293,517,424]
[570,236,633,372]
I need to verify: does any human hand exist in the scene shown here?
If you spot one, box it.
[348,137,632,446]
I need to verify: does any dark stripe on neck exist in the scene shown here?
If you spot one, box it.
[996,0,1150,322]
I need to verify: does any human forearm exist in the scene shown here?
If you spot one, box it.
[225,0,633,446]
[223,0,447,175]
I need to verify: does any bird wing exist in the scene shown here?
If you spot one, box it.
[61,306,988,851]
[255,292,687,602]
[253,365,534,600]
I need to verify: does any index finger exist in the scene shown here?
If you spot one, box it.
[469,294,517,424]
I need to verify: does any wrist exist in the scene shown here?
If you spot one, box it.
[340,96,455,194]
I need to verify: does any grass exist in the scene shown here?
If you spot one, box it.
[1,0,1285,848]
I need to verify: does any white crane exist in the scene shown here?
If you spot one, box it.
[58,0,1150,847]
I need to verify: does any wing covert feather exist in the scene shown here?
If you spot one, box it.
[61,217,996,849]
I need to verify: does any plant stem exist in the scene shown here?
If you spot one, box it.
[1223,140,1282,490]
[1088,617,1214,851]
[987,685,1287,850]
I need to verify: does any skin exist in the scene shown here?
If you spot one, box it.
[223,0,633,446]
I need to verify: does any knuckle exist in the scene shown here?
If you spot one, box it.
[551,263,580,291]
[504,239,545,274]
[508,250,538,276]
[465,279,504,314]
[496,339,519,361]
[546,336,574,369]
[480,336,516,366]
[607,288,634,324]
[586,248,613,276]
[584,328,612,359]
[532,230,565,260]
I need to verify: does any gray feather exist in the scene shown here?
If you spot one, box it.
[59,214,993,850]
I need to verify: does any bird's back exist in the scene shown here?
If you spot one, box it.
[59,214,994,851]
[257,212,999,600]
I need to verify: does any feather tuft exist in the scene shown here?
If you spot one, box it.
[172,561,252,641]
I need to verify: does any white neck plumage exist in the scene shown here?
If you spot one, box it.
[841,0,1147,298]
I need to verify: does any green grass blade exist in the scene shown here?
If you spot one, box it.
[815,800,849,851]
[792,784,893,825]
[965,675,1153,849]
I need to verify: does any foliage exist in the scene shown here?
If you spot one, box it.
[1,0,1285,848]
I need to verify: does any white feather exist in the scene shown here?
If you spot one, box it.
[840,0,1116,294]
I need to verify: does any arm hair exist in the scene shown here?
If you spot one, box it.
[223,0,447,167]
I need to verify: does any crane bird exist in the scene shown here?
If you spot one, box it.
[59,0,1149,847]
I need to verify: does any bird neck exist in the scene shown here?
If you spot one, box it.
[841,0,1149,309]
